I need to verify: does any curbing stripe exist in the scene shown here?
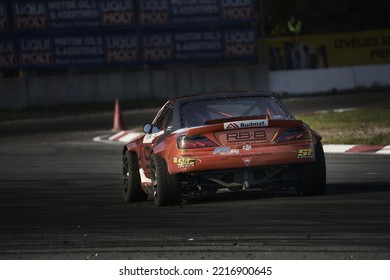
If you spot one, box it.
[323,144,354,154]
[376,145,390,155]
[346,145,386,153]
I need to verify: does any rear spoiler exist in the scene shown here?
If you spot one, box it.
[186,118,304,136]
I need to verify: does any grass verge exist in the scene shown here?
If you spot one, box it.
[296,108,390,145]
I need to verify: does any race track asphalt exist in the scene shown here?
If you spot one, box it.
[0,90,389,260]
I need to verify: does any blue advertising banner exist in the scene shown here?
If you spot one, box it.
[15,27,257,69]
[12,0,136,30]
[138,0,255,27]
[175,28,257,62]
[1,0,258,70]
[18,32,141,68]
[53,34,104,66]
[143,27,257,64]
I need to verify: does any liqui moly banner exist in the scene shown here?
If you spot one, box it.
[12,0,136,30]
[13,1,49,30]
[137,0,255,26]
[105,34,140,64]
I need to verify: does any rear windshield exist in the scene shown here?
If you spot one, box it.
[181,96,292,127]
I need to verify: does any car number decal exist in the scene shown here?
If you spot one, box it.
[297,148,313,158]
[174,157,196,168]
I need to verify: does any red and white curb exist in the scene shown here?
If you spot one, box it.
[95,130,390,155]
[323,144,390,154]
[108,130,143,142]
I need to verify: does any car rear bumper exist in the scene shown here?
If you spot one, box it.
[168,141,316,175]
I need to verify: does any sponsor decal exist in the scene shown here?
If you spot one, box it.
[174,157,196,168]
[213,147,239,155]
[242,157,252,167]
[243,144,252,151]
[297,148,313,158]
[14,2,49,30]
[224,119,268,130]
[106,36,139,63]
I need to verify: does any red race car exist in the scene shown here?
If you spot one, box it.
[122,92,326,206]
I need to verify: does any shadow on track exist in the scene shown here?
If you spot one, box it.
[183,182,390,205]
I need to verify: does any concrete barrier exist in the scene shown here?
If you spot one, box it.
[269,64,390,95]
[0,64,269,109]
[1,63,389,109]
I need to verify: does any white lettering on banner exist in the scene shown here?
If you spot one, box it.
[83,37,102,45]
[175,31,221,52]
[21,39,51,51]
[107,37,137,49]
[54,10,98,19]
[15,3,46,15]
[177,41,221,51]
[140,0,169,10]
[57,46,103,56]
[78,0,97,9]
[101,0,133,11]
[54,37,83,46]
[172,5,218,15]
[225,31,255,43]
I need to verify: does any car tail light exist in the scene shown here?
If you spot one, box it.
[177,135,218,149]
[274,126,312,143]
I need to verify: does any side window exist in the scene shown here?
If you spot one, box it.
[153,105,173,131]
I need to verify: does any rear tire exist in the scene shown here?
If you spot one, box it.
[123,151,148,202]
[151,154,182,206]
[297,142,326,195]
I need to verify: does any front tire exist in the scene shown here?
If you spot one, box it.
[151,154,182,206]
[123,151,148,202]
[297,142,326,195]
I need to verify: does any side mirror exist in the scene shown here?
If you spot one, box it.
[143,123,152,133]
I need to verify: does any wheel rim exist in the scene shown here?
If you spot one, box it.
[151,160,158,199]
[123,155,129,196]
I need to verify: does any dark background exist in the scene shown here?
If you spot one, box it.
[262,0,390,35]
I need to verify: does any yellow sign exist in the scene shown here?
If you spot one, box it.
[263,29,390,70]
